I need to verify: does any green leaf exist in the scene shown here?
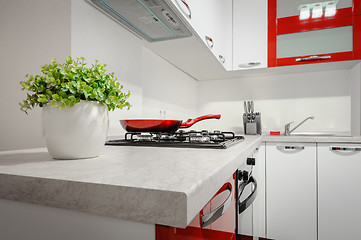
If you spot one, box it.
[19,56,131,114]
[37,96,48,103]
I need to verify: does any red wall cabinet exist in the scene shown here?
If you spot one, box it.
[156,172,237,240]
[268,0,361,67]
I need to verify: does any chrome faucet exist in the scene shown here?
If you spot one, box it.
[284,116,315,136]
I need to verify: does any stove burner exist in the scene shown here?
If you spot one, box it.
[106,130,244,149]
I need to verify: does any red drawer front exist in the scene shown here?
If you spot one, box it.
[156,172,237,240]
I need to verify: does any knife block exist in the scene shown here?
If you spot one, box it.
[243,112,262,135]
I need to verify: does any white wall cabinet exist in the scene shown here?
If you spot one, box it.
[265,142,317,240]
[169,0,233,70]
[210,0,233,71]
[318,143,361,240]
[233,0,268,70]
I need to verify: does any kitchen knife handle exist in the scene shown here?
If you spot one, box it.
[295,55,331,62]
[247,101,252,114]
[330,147,361,152]
[201,182,233,228]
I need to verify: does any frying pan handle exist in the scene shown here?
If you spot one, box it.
[180,114,221,128]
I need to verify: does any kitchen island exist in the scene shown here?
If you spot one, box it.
[0,135,262,240]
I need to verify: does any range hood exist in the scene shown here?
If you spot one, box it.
[87,0,192,42]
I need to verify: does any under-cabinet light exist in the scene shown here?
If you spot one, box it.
[312,4,323,18]
[299,1,338,20]
[325,2,337,17]
[299,5,310,20]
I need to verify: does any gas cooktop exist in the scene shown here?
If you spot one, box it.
[106,130,244,149]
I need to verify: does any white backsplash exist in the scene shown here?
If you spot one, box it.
[196,69,354,135]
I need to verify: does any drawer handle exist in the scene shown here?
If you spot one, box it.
[276,145,305,150]
[205,36,214,49]
[330,147,361,152]
[175,0,191,19]
[201,182,232,228]
[238,176,257,214]
[295,55,331,62]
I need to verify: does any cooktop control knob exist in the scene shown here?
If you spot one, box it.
[246,157,255,166]
[238,170,249,181]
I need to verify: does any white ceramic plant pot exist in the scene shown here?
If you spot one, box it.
[42,101,109,159]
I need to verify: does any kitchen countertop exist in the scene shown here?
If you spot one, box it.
[0,136,262,228]
[1,134,360,229]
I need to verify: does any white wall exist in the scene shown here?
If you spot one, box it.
[71,0,198,136]
[0,0,71,151]
[350,62,361,135]
[0,0,198,151]
[71,0,144,136]
[0,2,197,235]
[141,47,198,120]
[197,69,351,134]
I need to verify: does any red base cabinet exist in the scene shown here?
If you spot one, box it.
[268,0,361,67]
[156,172,237,240]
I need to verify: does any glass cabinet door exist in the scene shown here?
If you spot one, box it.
[277,26,353,58]
[268,0,361,67]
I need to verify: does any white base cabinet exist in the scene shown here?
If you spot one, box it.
[318,143,361,240]
[253,143,266,239]
[265,142,317,240]
[238,143,266,240]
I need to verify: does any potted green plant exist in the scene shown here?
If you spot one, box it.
[20,56,131,159]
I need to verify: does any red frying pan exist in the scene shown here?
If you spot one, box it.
[120,114,221,132]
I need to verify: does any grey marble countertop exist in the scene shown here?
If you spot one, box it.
[1,134,360,228]
[0,136,262,228]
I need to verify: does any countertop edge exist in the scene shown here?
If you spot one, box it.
[0,173,188,228]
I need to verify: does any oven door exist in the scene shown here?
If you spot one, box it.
[237,158,257,240]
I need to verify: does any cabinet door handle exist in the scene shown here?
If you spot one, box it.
[276,145,305,150]
[238,62,261,68]
[218,55,225,64]
[205,36,214,49]
[330,147,361,152]
[295,55,331,62]
[238,176,257,214]
[201,182,232,228]
[175,0,191,19]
